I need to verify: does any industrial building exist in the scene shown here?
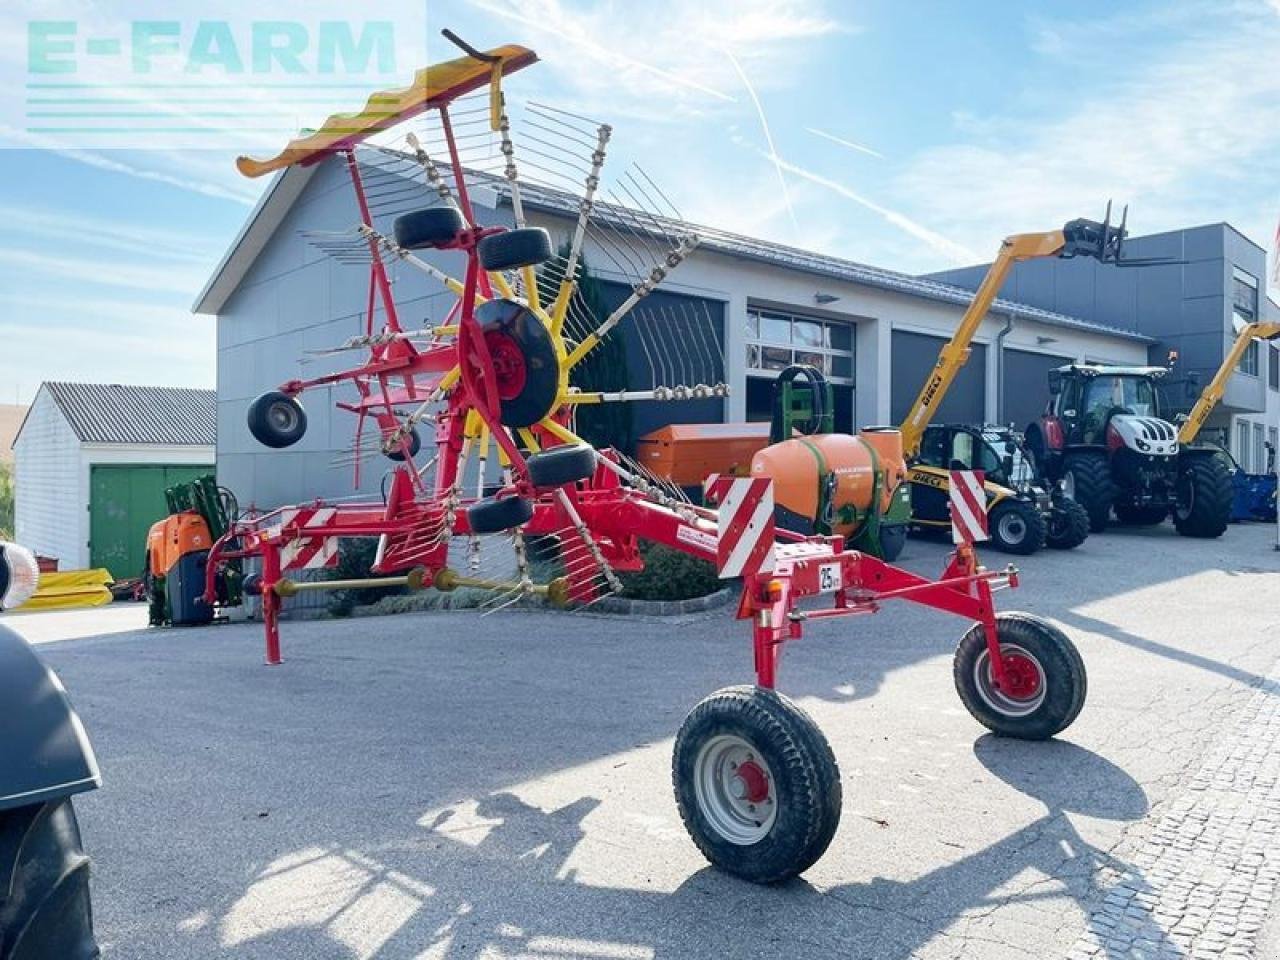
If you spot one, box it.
[198,154,1222,510]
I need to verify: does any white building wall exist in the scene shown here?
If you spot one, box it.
[13,386,81,565]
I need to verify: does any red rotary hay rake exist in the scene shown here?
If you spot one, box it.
[209,32,1087,883]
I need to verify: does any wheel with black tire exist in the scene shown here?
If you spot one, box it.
[247,391,307,449]
[673,685,841,884]
[467,495,533,534]
[1112,502,1168,525]
[1061,451,1114,533]
[477,299,562,428]
[477,228,552,271]
[384,425,421,462]
[393,207,465,250]
[1045,498,1089,550]
[987,499,1046,555]
[877,523,907,562]
[953,613,1087,740]
[526,445,596,488]
[1173,454,1232,539]
[0,799,98,959]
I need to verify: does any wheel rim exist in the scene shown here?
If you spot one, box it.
[693,734,777,845]
[485,331,529,401]
[973,643,1046,717]
[268,401,299,433]
[997,512,1026,544]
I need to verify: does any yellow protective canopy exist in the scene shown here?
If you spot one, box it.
[19,569,114,611]
[236,44,538,178]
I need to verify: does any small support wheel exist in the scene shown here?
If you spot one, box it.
[384,425,421,462]
[393,207,465,250]
[467,495,534,534]
[477,228,552,271]
[247,391,307,448]
[987,499,1046,555]
[673,685,842,884]
[953,613,1087,740]
[526,445,596,488]
[1045,498,1089,549]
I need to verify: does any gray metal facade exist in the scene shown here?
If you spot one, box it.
[890,331,987,425]
[1003,348,1073,432]
[928,223,1272,421]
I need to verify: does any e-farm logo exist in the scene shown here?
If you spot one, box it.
[12,4,427,151]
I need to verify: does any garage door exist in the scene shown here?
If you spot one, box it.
[1003,349,1073,432]
[891,331,986,425]
[89,465,211,579]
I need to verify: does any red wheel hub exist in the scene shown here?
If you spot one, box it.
[733,760,770,804]
[484,331,528,401]
[997,651,1042,700]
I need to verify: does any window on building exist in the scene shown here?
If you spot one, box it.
[1237,420,1252,472]
[1269,427,1278,473]
[1239,340,1260,377]
[1233,267,1258,321]
[745,307,856,430]
[1269,344,1279,391]
[1255,422,1265,475]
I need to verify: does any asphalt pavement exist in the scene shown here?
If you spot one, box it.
[18,521,1280,959]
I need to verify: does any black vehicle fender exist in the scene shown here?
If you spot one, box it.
[0,624,101,812]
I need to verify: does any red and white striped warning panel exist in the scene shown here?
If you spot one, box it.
[949,470,989,544]
[708,475,777,579]
[274,507,340,571]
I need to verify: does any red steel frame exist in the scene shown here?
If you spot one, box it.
[205,97,1025,700]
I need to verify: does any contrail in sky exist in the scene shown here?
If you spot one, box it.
[806,126,885,159]
[725,49,799,236]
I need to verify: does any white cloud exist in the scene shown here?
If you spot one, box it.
[0,248,208,296]
[892,1,1280,264]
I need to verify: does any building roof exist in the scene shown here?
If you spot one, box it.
[36,382,216,446]
[193,149,1150,344]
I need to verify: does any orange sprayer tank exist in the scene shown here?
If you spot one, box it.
[750,427,906,538]
[147,512,212,577]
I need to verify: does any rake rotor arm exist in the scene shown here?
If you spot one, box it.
[1177,320,1280,445]
[899,229,1066,458]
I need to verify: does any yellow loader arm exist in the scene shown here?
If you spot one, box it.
[898,230,1066,458]
[1177,321,1280,445]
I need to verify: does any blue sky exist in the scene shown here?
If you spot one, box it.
[1,0,1278,402]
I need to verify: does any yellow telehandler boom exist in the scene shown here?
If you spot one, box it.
[1177,321,1280,446]
[898,210,1133,458]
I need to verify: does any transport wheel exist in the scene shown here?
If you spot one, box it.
[1061,452,1114,533]
[1173,455,1232,539]
[476,299,561,428]
[393,206,465,250]
[467,495,533,534]
[877,523,908,562]
[953,613,1087,740]
[672,685,842,884]
[247,391,307,449]
[384,425,421,462]
[1045,499,1089,549]
[526,445,596,488]
[0,799,98,959]
[1112,502,1168,526]
[987,499,1046,555]
[477,228,552,271]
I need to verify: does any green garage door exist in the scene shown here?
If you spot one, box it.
[89,464,211,579]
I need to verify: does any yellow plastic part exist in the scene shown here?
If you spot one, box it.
[18,570,113,611]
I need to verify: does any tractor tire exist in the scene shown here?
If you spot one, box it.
[247,391,307,449]
[1112,502,1168,526]
[384,425,421,462]
[477,228,552,271]
[673,685,841,884]
[953,613,1087,741]
[877,523,907,562]
[393,207,464,250]
[0,799,98,959]
[1173,455,1232,539]
[467,495,533,534]
[987,499,1046,555]
[526,445,596,488]
[1061,452,1114,533]
[1045,499,1089,550]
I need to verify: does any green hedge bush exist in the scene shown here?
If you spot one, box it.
[618,541,721,601]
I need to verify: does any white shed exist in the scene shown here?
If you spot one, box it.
[13,383,215,577]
